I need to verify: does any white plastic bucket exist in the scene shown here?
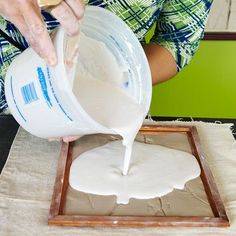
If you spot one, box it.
[5,6,152,139]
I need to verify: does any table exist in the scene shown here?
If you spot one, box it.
[1,118,236,235]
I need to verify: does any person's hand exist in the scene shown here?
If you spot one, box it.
[0,0,85,65]
[49,135,82,142]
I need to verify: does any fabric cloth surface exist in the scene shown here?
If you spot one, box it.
[0,0,213,113]
[0,121,236,235]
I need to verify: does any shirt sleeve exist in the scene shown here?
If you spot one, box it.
[150,0,213,71]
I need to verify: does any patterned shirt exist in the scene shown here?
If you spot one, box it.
[0,0,212,113]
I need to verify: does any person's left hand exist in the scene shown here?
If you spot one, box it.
[49,135,82,142]
[46,0,84,36]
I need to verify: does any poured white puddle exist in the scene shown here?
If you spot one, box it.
[69,140,201,204]
[70,33,200,204]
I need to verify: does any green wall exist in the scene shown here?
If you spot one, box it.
[150,41,236,118]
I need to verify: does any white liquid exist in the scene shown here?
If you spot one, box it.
[72,33,145,175]
[70,33,200,204]
[69,141,201,204]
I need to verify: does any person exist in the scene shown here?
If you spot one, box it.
[0,0,213,136]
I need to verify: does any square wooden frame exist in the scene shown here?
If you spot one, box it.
[48,125,229,227]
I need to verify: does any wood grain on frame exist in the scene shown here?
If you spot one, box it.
[48,125,229,227]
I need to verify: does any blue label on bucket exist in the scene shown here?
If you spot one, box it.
[10,77,27,122]
[37,67,53,108]
[21,82,39,105]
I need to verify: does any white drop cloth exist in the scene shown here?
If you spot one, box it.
[0,121,236,236]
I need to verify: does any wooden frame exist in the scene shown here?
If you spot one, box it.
[48,125,229,227]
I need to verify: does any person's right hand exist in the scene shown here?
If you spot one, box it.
[0,0,85,65]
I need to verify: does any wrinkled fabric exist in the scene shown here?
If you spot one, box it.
[0,121,235,235]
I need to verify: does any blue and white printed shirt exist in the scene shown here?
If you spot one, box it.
[0,0,213,114]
